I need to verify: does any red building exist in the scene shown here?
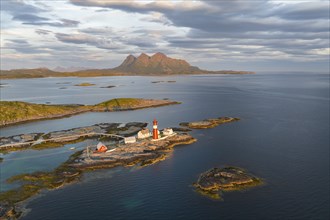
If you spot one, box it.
[96,142,107,153]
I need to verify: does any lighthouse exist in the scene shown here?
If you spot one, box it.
[153,119,159,139]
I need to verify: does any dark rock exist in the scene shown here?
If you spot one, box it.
[194,167,262,199]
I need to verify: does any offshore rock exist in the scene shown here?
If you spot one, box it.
[194,167,262,200]
[180,117,239,129]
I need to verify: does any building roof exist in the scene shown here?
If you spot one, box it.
[139,128,150,135]
[96,142,107,150]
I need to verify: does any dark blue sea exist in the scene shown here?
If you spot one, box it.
[0,73,329,219]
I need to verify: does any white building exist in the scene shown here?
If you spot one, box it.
[137,128,150,139]
[162,128,174,136]
[124,136,136,144]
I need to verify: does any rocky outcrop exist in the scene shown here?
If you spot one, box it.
[180,117,240,129]
[194,167,262,199]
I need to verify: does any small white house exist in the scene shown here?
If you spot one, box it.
[137,128,150,139]
[124,136,136,144]
[162,128,174,136]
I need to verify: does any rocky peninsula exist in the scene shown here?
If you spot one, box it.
[0,116,245,219]
[194,167,262,200]
[180,117,239,129]
[0,132,196,219]
[0,98,179,127]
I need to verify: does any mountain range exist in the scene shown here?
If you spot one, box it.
[0,53,254,79]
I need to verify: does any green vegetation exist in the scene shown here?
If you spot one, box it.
[74,82,96,86]
[95,98,141,111]
[0,68,125,79]
[30,142,64,150]
[0,98,179,126]
[0,101,89,126]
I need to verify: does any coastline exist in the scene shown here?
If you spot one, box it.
[0,99,180,127]
[0,71,255,80]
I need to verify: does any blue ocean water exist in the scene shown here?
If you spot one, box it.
[0,73,329,219]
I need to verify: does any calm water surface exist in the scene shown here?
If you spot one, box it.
[0,73,329,219]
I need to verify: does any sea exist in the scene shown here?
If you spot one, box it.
[0,72,329,219]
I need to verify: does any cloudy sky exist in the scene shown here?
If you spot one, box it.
[1,0,329,72]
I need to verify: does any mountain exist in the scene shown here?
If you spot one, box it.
[0,53,254,79]
[114,52,201,74]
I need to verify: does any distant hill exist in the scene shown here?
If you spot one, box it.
[0,53,254,79]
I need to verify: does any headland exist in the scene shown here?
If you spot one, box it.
[0,98,180,127]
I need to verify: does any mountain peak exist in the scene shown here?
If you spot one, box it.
[118,54,136,68]
[151,52,167,61]
[127,54,136,59]
[138,53,150,59]
[115,52,200,74]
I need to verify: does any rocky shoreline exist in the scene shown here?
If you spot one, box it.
[0,122,147,153]
[71,133,196,170]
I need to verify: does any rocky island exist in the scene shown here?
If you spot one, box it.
[0,98,179,127]
[194,167,262,200]
[74,82,96,86]
[180,117,239,129]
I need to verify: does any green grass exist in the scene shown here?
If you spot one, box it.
[0,101,89,126]
[0,98,178,126]
[94,98,141,111]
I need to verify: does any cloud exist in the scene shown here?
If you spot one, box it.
[1,0,46,14]
[2,0,329,71]
[68,0,329,63]
[12,14,49,22]
[273,2,330,20]
[141,12,172,25]
[35,29,52,35]
[55,33,121,50]
[3,39,46,54]
[2,0,79,27]
[70,0,209,13]
[24,19,80,27]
